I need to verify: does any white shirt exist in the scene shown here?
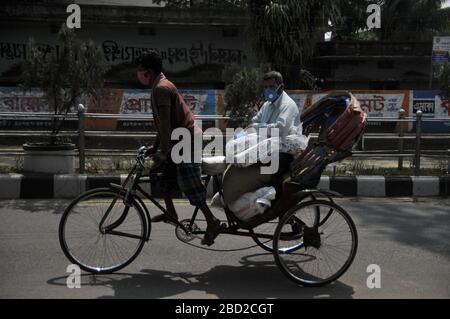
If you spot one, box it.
[251,91,300,138]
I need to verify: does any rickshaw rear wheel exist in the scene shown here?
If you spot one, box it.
[273,200,358,287]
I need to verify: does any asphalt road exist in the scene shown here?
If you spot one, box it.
[0,197,449,299]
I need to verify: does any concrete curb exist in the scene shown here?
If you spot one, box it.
[0,174,449,199]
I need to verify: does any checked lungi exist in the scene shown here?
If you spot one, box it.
[160,157,207,207]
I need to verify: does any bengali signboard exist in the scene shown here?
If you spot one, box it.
[286,90,410,132]
[118,89,217,130]
[0,87,218,131]
[287,90,409,118]
[3,87,450,132]
[0,87,80,130]
[119,89,216,115]
[412,90,450,133]
[217,90,409,133]
[352,91,409,119]
[116,89,153,131]
[432,36,450,78]
[412,91,436,117]
[0,87,49,113]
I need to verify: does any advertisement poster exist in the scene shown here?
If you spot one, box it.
[432,36,450,78]
[353,91,409,118]
[118,89,217,130]
[412,90,450,133]
[0,87,218,131]
[3,87,450,132]
[0,87,80,130]
[120,89,216,116]
[296,90,410,132]
[288,90,409,119]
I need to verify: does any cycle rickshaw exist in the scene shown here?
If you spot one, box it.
[59,92,366,287]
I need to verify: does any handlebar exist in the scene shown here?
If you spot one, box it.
[137,146,148,166]
[136,146,166,172]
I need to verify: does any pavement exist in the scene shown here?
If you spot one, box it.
[1,173,449,199]
[0,197,449,299]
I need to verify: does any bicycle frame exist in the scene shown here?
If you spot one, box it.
[98,147,344,244]
[60,146,358,286]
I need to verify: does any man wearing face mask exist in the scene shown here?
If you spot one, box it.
[222,71,301,211]
[250,71,300,138]
[135,51,225,246]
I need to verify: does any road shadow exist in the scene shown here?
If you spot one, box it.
[47,253,355,299]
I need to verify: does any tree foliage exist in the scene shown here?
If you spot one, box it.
[376,0,450,40]
[21,24,107,144]
[331,0,377,40]
[247,0,343,80]
[222,64,269,126]
[158,0,450,51]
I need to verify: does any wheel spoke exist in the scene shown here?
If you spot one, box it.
[59,190,146,273]
[274,200,357,286]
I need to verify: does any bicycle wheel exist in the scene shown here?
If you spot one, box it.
[273,200,358,287]
[59,188,147,274]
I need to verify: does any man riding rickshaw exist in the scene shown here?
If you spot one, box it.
[135,51,367,245]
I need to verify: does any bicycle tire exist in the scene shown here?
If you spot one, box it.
[273,200,358,287]
[59,188,148,274]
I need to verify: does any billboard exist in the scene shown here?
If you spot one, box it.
[286,90,410,132]
[1,87,449,133]
[432,36,450,78]
[0,87,218,131]
[412,90,450,133]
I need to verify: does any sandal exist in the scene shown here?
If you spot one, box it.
[201,220,226,246]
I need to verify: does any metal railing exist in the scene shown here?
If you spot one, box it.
[1,106,450,175]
